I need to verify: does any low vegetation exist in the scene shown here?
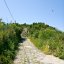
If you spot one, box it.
[0,20,22,64]
[24,22,64,59]
[0,19,64,64]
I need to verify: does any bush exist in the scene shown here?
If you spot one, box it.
[0,22,22,64]
[27,22,64,59]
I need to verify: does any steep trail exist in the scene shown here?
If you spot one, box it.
[14,39,64,64]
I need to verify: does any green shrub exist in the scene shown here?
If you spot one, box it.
[27,22,64,59]
[0,21,22,64]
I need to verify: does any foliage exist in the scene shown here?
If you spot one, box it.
[0,19,64,64]
[25,22,64,59]
[0,21,22,64]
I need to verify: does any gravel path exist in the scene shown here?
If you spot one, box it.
[14,39,64,64]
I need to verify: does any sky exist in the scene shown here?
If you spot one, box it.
[0,0,64,31]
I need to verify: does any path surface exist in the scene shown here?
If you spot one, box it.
[14,39,64,64]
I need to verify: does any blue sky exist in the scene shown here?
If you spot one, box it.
[0,0,64,31]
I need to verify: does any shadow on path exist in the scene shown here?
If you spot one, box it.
[21,37,26,43]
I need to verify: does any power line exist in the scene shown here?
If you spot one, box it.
[3,0,15,21]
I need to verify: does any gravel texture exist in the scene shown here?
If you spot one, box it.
[14,39,64,64]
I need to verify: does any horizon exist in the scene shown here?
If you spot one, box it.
[1,20,64,32]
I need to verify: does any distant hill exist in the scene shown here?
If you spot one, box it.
[0,20,64,64]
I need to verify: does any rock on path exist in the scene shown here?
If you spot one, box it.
[14,39,64,64]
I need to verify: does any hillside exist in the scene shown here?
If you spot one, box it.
[22,22,64,59]
[0,20,64,64]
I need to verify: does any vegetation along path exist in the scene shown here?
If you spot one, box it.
[14,38,64,64]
